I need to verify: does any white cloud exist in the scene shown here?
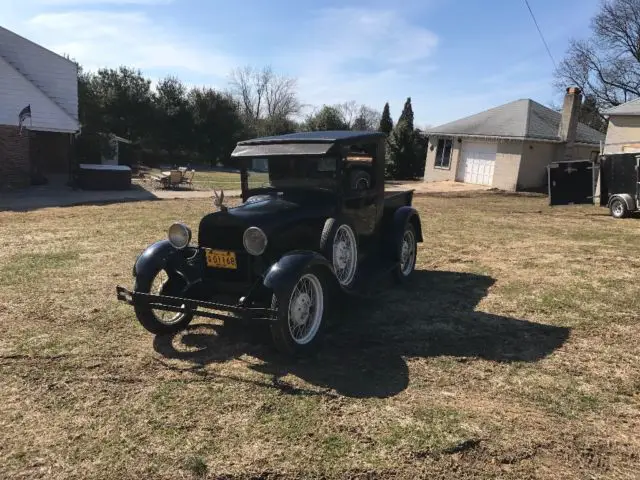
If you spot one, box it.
[295,8,438,72]
[286,7,439,122]
[25,10,236,82]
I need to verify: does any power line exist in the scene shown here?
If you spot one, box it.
[523,0,557,69]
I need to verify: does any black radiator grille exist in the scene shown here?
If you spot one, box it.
[198,226,244,250]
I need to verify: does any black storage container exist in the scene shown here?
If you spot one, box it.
[77,164,132,190]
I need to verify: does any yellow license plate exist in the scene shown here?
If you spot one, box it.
[205,249,237,269]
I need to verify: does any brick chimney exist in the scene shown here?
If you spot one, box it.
[558,86,582,160]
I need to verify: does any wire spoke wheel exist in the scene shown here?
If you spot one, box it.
[332,225,357,286]
[400,229,416,276]
[287,273,324,345]
[150,270,186,325]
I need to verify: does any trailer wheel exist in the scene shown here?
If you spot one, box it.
[610,198,629,219]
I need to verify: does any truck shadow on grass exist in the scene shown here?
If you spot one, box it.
[153,270,570,399]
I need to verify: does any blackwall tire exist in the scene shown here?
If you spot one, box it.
[133,270,193,335]
[610,199,629,219]
[270,266,329,356]
[394,223,417,284]
[320,218,358,288]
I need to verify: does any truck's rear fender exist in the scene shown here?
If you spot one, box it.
[263,251,336,293]
[384,207,423,261]
[608,193,637,211]
[133,240,202,286]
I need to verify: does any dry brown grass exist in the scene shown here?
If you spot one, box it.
[1,192,639,479]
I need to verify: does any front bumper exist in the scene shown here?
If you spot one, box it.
[116,286,277,322]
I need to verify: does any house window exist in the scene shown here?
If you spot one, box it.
[434,139,453,169]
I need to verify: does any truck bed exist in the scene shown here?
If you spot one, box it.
[383,189,414,209]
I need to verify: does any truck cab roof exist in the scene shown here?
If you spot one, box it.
[236,130,385,145]
[231,131,385,158]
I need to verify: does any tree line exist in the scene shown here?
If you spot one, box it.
[76,64,426,179]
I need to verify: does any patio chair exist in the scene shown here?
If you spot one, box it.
[180,169,195,189]
[168,170,182,189]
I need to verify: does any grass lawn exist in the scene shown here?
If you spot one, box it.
[1,192,639,479]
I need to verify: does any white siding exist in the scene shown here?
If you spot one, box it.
[0,26,78,122]
[603,115,640,154]
[0,56,78,132]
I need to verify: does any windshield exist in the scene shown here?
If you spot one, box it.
[249,155,338,190]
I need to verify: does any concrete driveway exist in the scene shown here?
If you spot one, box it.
[0,176,488,212]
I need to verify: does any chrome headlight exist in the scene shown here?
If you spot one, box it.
[243,226,267,256]
[168,222,191,249]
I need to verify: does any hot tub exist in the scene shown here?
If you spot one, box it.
[77,164,132,190]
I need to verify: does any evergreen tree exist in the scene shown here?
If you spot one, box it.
[379,102,393,135]
[398,97,414,131]
[386,120,416,180]
[412,129,428,178]
[386,98,419,179]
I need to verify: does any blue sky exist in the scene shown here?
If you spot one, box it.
[2,0,601,127]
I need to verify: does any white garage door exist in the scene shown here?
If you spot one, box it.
[457,142,497,186]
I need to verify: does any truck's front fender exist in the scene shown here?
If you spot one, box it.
[133,240,201,285]
[263,251,335,292]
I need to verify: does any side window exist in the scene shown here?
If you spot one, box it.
[434,139,453,168]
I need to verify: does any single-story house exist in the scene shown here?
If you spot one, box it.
[0,26,80,189]
[423,87,605,191]
[602,98,640,154]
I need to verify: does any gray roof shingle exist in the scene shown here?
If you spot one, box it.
[428,99,604,145]
[603,97,640,116]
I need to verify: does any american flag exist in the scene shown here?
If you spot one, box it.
[17,104,31,135]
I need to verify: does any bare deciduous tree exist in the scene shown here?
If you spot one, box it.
[336,101,359,128]
[335,101,381,130]
[555,0,640,126]
[229,65,301,122]
[352,105,381,131]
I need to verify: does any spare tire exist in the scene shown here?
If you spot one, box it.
[350,170,371,191]
[320,218,358,288]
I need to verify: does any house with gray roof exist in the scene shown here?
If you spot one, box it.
[0,26,79,189]
[424,87,605,191]
[602,97,640,154]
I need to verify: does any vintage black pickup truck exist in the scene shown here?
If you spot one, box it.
[117,131,423,354]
